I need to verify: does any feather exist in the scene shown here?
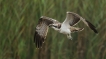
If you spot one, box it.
[34,16,60,48]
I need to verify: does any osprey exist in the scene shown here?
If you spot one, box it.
[34,12,98,48]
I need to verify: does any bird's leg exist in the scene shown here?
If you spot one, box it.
[70,27,84,33]
[67,34,73,40]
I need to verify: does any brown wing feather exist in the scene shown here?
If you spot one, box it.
[70,14,80,26]
[34,16,60,48]
[85,20,98,33]
[65,12,81,26]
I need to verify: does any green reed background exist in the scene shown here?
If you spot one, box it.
[0,0,106,59]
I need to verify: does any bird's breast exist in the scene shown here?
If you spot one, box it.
[60,28,70,34]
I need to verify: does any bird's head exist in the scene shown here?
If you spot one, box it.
[49,23,61,31]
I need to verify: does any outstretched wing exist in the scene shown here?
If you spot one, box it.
[34,16,60,48]
[62,12,98,33]
[62,12,81,26]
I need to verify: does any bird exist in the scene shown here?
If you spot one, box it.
[34,12,98,48]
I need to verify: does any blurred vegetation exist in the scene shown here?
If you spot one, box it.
[0,0,106,59]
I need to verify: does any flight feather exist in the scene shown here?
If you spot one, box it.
[34,16,60,48]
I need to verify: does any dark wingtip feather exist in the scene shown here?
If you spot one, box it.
[86,20,98,33]
[34,31,44,48]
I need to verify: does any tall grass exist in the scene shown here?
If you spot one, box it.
[0,0,106,59]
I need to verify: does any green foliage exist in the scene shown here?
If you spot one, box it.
[0,0,106,59]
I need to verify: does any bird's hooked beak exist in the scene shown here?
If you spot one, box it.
[49,24,53,27]
[49,24,61,29]
[49,24,60,28]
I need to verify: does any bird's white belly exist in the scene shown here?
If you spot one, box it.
[60,28,70,34]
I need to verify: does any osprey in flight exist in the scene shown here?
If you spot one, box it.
[34,12,98,48]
